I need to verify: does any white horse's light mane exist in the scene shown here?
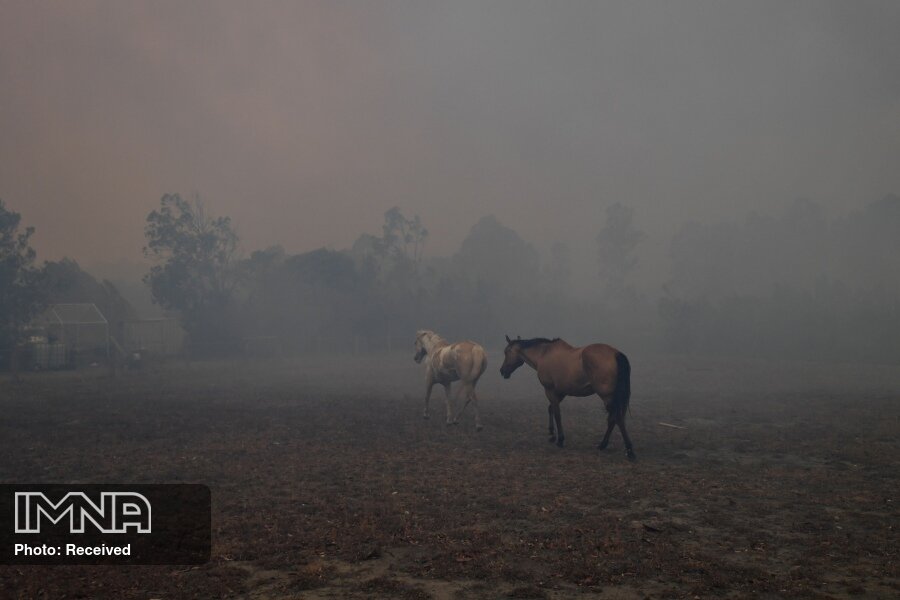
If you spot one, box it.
[416,329,448,353]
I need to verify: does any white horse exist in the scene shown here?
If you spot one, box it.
[413,330,488,430]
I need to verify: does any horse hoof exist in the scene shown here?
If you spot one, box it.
[626,451,637,462]
[597,442,608,450]
[556,439,565,448]
[548,436,557,444]
[475,425,483,432]
[423,414,429,420]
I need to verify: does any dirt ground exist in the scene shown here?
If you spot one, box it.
[0,352,897,599]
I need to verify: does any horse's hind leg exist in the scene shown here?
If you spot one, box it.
[455,382,482,431]
[453,383,481,431]
[443,382,455,425]
[547,404,555,442]
[617,413,636,461]
[469,383,483,431]
[597,408,615,450]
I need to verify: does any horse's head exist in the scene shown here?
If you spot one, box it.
[499,335,525,379]
[413,330,429,363]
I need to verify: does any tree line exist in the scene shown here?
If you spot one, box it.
[2,192,898,363]
[2,200,137,364]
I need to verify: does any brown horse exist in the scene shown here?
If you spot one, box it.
[499,335,635,460]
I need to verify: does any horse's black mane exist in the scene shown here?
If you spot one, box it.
[512,337,560,348]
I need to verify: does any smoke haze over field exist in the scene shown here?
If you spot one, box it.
[2,1,900,277]
[4,7,900,598]
[2,1,900,364]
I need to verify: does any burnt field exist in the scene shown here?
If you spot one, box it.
[0,354,897,599]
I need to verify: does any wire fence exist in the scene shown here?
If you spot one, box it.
[1,333,415,374]
[183,334,407,358]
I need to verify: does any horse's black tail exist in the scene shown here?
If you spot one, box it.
[610,352,631,419]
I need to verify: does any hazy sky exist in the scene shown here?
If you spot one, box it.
[2,1,899,276]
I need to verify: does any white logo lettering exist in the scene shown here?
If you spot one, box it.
[14,492,151,534]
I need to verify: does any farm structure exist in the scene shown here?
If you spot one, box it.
[30,303,109,368]
[119,317,184,357]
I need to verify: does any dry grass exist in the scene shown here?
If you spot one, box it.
[0,353,897,598]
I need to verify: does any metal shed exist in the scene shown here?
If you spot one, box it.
[33,303,109,366]
[121,317,184,356]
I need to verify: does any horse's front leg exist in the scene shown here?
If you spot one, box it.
[544,389,565,447]
[423,372,435,420]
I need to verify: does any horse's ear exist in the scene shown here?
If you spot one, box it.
[517,335,521,340]
[505,335,511,343]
